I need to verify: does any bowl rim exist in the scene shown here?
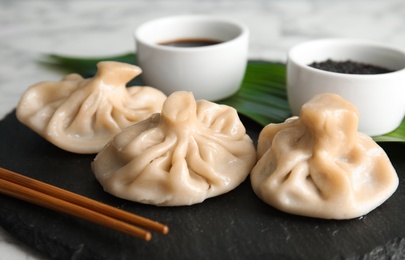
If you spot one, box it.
[134,15,249,53]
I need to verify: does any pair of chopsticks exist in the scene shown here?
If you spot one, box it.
[0,167,168,241]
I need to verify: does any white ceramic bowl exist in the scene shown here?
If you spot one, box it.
[135,15,249,101]
[287,38,405,136]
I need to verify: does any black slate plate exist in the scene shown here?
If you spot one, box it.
[1,110,405,260]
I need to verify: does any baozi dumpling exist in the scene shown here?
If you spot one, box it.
[16,61,167,154]
[251,93,398,219]
[92,91,256,206]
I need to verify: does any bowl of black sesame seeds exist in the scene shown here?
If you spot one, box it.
[287,38,405,136]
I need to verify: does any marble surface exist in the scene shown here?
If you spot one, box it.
[0,0,405,259]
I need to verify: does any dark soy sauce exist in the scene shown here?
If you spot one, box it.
[159,38,222,47]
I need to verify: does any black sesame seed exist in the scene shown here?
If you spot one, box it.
[308,59,394,74]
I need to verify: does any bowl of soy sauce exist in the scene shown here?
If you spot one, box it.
[134,15,249,101]
[286,38,405,136]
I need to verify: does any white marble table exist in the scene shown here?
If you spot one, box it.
[1,0,405,259]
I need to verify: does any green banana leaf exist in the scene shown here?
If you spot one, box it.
[40,53,405,142]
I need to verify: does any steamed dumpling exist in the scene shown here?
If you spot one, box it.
[92,91,256,206]
[16,61,167,154]
[251,93,398,219]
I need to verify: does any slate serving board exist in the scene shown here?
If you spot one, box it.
[0,110,404,260]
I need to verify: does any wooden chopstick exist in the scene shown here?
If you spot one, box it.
[0,167,169,241]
